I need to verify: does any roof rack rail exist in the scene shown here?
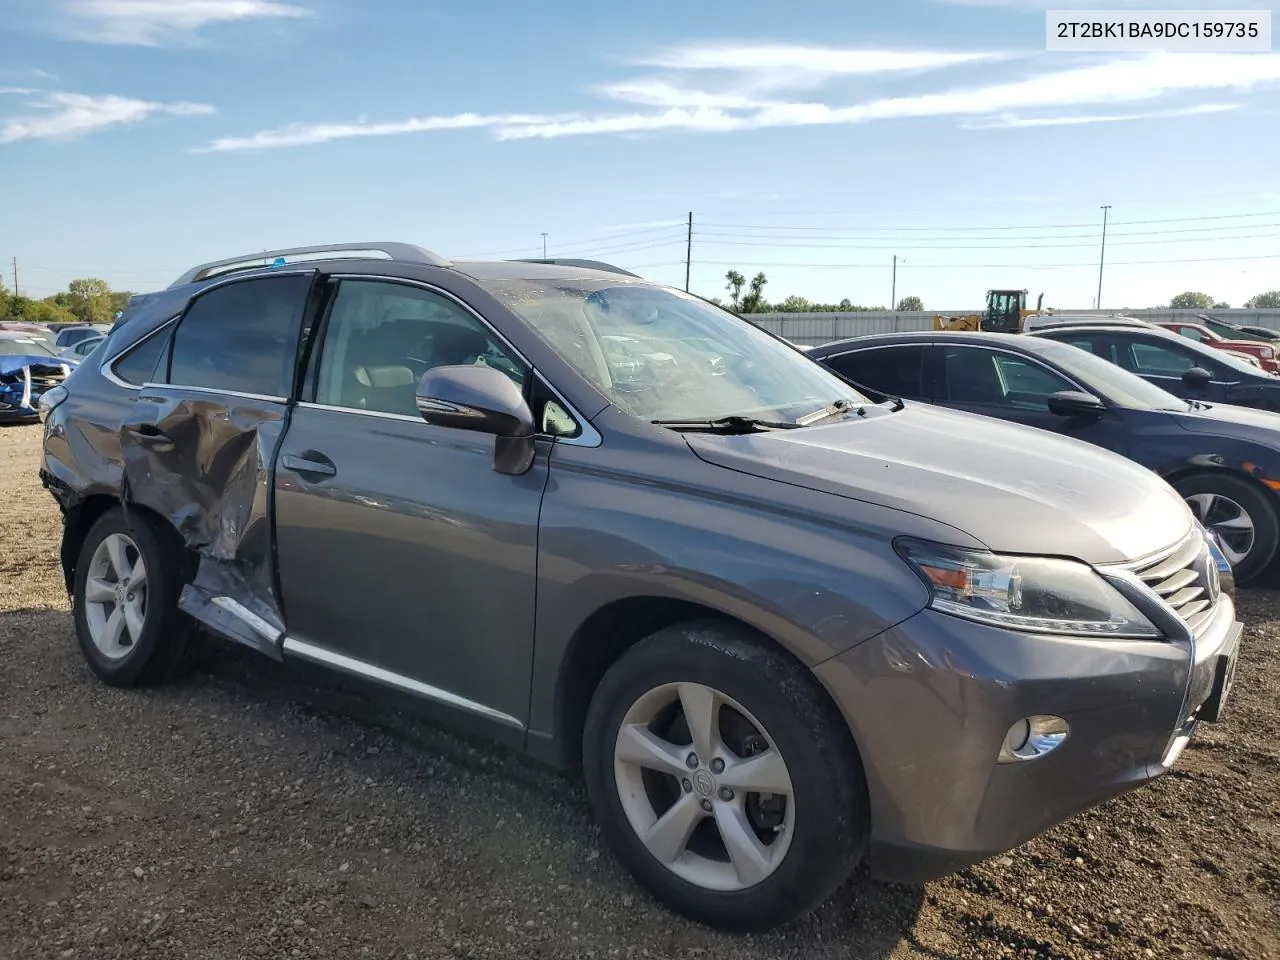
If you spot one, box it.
[170,242,452,288]
[510,258,642,279]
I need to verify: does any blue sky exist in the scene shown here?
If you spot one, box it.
[2,0,1279,311]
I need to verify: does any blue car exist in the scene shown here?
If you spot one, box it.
[0,331,79,423]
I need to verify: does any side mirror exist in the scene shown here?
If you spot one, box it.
[1047,390,1105,418]
[416,365,536,475]
[1182,366,1213,389]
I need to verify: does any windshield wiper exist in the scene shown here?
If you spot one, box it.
[652,415,801,434]
[795,398,865,426]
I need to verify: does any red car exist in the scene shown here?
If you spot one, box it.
[1156,321,1280,372]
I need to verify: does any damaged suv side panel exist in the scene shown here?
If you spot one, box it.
[43,271,319,655]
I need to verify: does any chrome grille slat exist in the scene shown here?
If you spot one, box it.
[1152,568,1198,596]
[1129,531,1219,636]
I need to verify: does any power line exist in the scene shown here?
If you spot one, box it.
[697,209,1280,233]
[688,253,1280,270]
[693,221,1280,243]
[456,223,684,259]
[687,231,1280,251]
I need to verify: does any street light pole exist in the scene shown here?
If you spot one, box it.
[1097,205,1111,310]
[891,255,898,310]
[541,233,548,258]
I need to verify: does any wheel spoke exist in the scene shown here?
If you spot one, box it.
[615,724,691,777]
[712,803,774,887]
[123,601,145,645]
[1220,539,1251,567]
[641,793,703,864]
[720,749,792,797]
[85,577,115,604]
[127,559,148,591]
[103,607,126,649]
[105,535,131,581]
[1213,513,1253,532]
[677,683,720,764]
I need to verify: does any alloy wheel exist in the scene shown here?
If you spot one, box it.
[83,533,149,660]
[1185,492,1255,568]
[613,681,796,892]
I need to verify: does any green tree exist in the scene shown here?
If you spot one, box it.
[1246,291,1280,309]
[741,272,769,313]
[1169,291,1216,310]
[724,270,745,310]
[8,297,77,325]
[0,278,9,320]
[778,295,810,312]
[896,295,924,311]
[62,277,115,324]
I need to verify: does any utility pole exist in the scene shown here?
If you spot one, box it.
[684,212,693,292]
[541,233,548,259]
[11,257,17,296]
[1097,205,1111,310]
[891,255,898,310]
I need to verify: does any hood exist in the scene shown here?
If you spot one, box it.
[1173,400,1280,438]
[685,403,1192,565]
[0,355,75,376]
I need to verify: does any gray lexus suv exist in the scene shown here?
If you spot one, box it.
[39,243,1241,931]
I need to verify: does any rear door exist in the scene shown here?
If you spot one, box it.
[818,344,934,401]
[1111,334,1233,402]
[934,343,1129,454]
[272,276,550,742]
[118,271,319,653]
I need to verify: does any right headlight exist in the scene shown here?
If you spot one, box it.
[896,539,1160,639]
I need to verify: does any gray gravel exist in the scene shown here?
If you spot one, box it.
[2,422,1278,959]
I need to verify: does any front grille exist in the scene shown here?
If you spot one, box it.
[27,364,68,390]
[1131,532,1218,635]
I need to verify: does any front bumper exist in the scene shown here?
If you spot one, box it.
[814,594,1240,883]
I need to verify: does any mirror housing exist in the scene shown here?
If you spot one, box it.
[416,365,537,475]
[1047,390,1105,418]
[1182,366,1213,389]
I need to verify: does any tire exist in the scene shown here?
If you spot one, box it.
[72,508,201,687]
[1173,472,1280,585]
[582,619,869,931]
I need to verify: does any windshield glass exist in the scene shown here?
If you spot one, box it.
[1034,341,1191,410]
[482,278,868,422]
[0,338,57,358]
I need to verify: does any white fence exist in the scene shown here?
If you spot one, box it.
[748,308,1280,347]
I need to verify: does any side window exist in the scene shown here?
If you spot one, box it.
[942,348,1072,411]
[1174,327,1203,342]
[110,326,170,386]
[314,280,528,419]
[824,347,926,399]
[1128,340,1206,376]
[167,275,311,397]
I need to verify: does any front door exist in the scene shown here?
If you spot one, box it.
[933,344,1129,454]
[272,277,549,741]
[1114,335,1233,403]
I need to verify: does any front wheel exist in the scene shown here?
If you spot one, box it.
[582,621,869,931]
[1174,472,1280,585]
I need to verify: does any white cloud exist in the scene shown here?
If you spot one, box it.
[963,103,1240,128]
[0,91,214,144]
[58,0,311,46]
[197,43,1280,151]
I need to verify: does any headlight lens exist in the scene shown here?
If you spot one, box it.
[896,539,1160,638]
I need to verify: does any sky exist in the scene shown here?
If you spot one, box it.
[1,0,1279,312]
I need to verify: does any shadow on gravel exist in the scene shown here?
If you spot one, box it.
[5,609,929,956]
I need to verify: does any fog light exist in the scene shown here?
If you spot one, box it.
[997,715,1069,764]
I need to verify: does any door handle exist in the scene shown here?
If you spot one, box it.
[281,452,337,478]
[125,423,172,446]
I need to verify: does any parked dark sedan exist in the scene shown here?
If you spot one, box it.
[1029,323,1280,412]
[810,330,1280,582]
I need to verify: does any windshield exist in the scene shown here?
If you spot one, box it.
[1034,341,1191,411]
[0,338,58,358]
[482,278,868,422]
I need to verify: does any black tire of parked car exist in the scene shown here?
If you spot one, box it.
[582,619,870,931]
[73,509,204,687]
[1172,472,1280,585]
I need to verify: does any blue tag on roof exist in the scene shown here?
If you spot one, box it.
[270,256,287,269]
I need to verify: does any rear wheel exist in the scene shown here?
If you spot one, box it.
[582,620,868,931]
[73,509,201,686]
[1173,472,1279,584]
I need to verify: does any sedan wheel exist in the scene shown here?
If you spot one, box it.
[1172,473,1280,584]
[613,681,795,892]
[83,532,149,660]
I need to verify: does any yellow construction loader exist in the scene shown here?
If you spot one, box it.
[932,290,1044,334]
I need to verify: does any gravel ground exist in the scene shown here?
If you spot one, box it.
[1,422,1278,960]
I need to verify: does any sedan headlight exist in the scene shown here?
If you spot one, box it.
[896,539,1160,639]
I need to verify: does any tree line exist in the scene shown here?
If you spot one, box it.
[0,278,130,325]
[1165,290,1280,310]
